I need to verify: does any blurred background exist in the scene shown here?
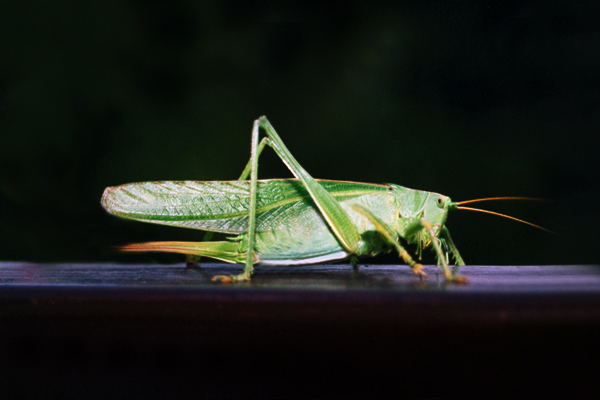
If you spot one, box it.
[1,1,598,266]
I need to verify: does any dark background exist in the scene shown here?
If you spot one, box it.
[1,1,598,266]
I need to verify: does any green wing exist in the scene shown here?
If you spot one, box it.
[101,179,389,234]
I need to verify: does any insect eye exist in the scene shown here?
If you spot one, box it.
[436,197,443,207]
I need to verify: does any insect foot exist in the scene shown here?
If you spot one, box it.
[211,273,251,284]
[448,275,469,284]
[185,255,202,269]
[411,263,427,277]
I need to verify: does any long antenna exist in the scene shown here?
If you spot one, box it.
[456,196,549,206]
[456,206,554,234]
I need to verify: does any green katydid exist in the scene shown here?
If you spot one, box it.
[101,116,549,283]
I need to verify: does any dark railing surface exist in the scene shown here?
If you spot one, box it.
[2,262,600,397]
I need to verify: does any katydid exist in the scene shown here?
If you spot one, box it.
[101,116,548,283]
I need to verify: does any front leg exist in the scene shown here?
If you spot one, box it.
[351,205,426,278]
[420,220,468,283]
[440,226,465,267]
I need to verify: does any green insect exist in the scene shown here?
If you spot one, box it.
[102,116,548,283]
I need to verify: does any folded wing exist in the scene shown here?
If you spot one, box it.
[101,179,387,234]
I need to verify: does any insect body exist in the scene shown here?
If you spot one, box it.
[102,116,544,283]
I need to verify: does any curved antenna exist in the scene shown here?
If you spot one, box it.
[456,196,549,206]
[456,206,555,234]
